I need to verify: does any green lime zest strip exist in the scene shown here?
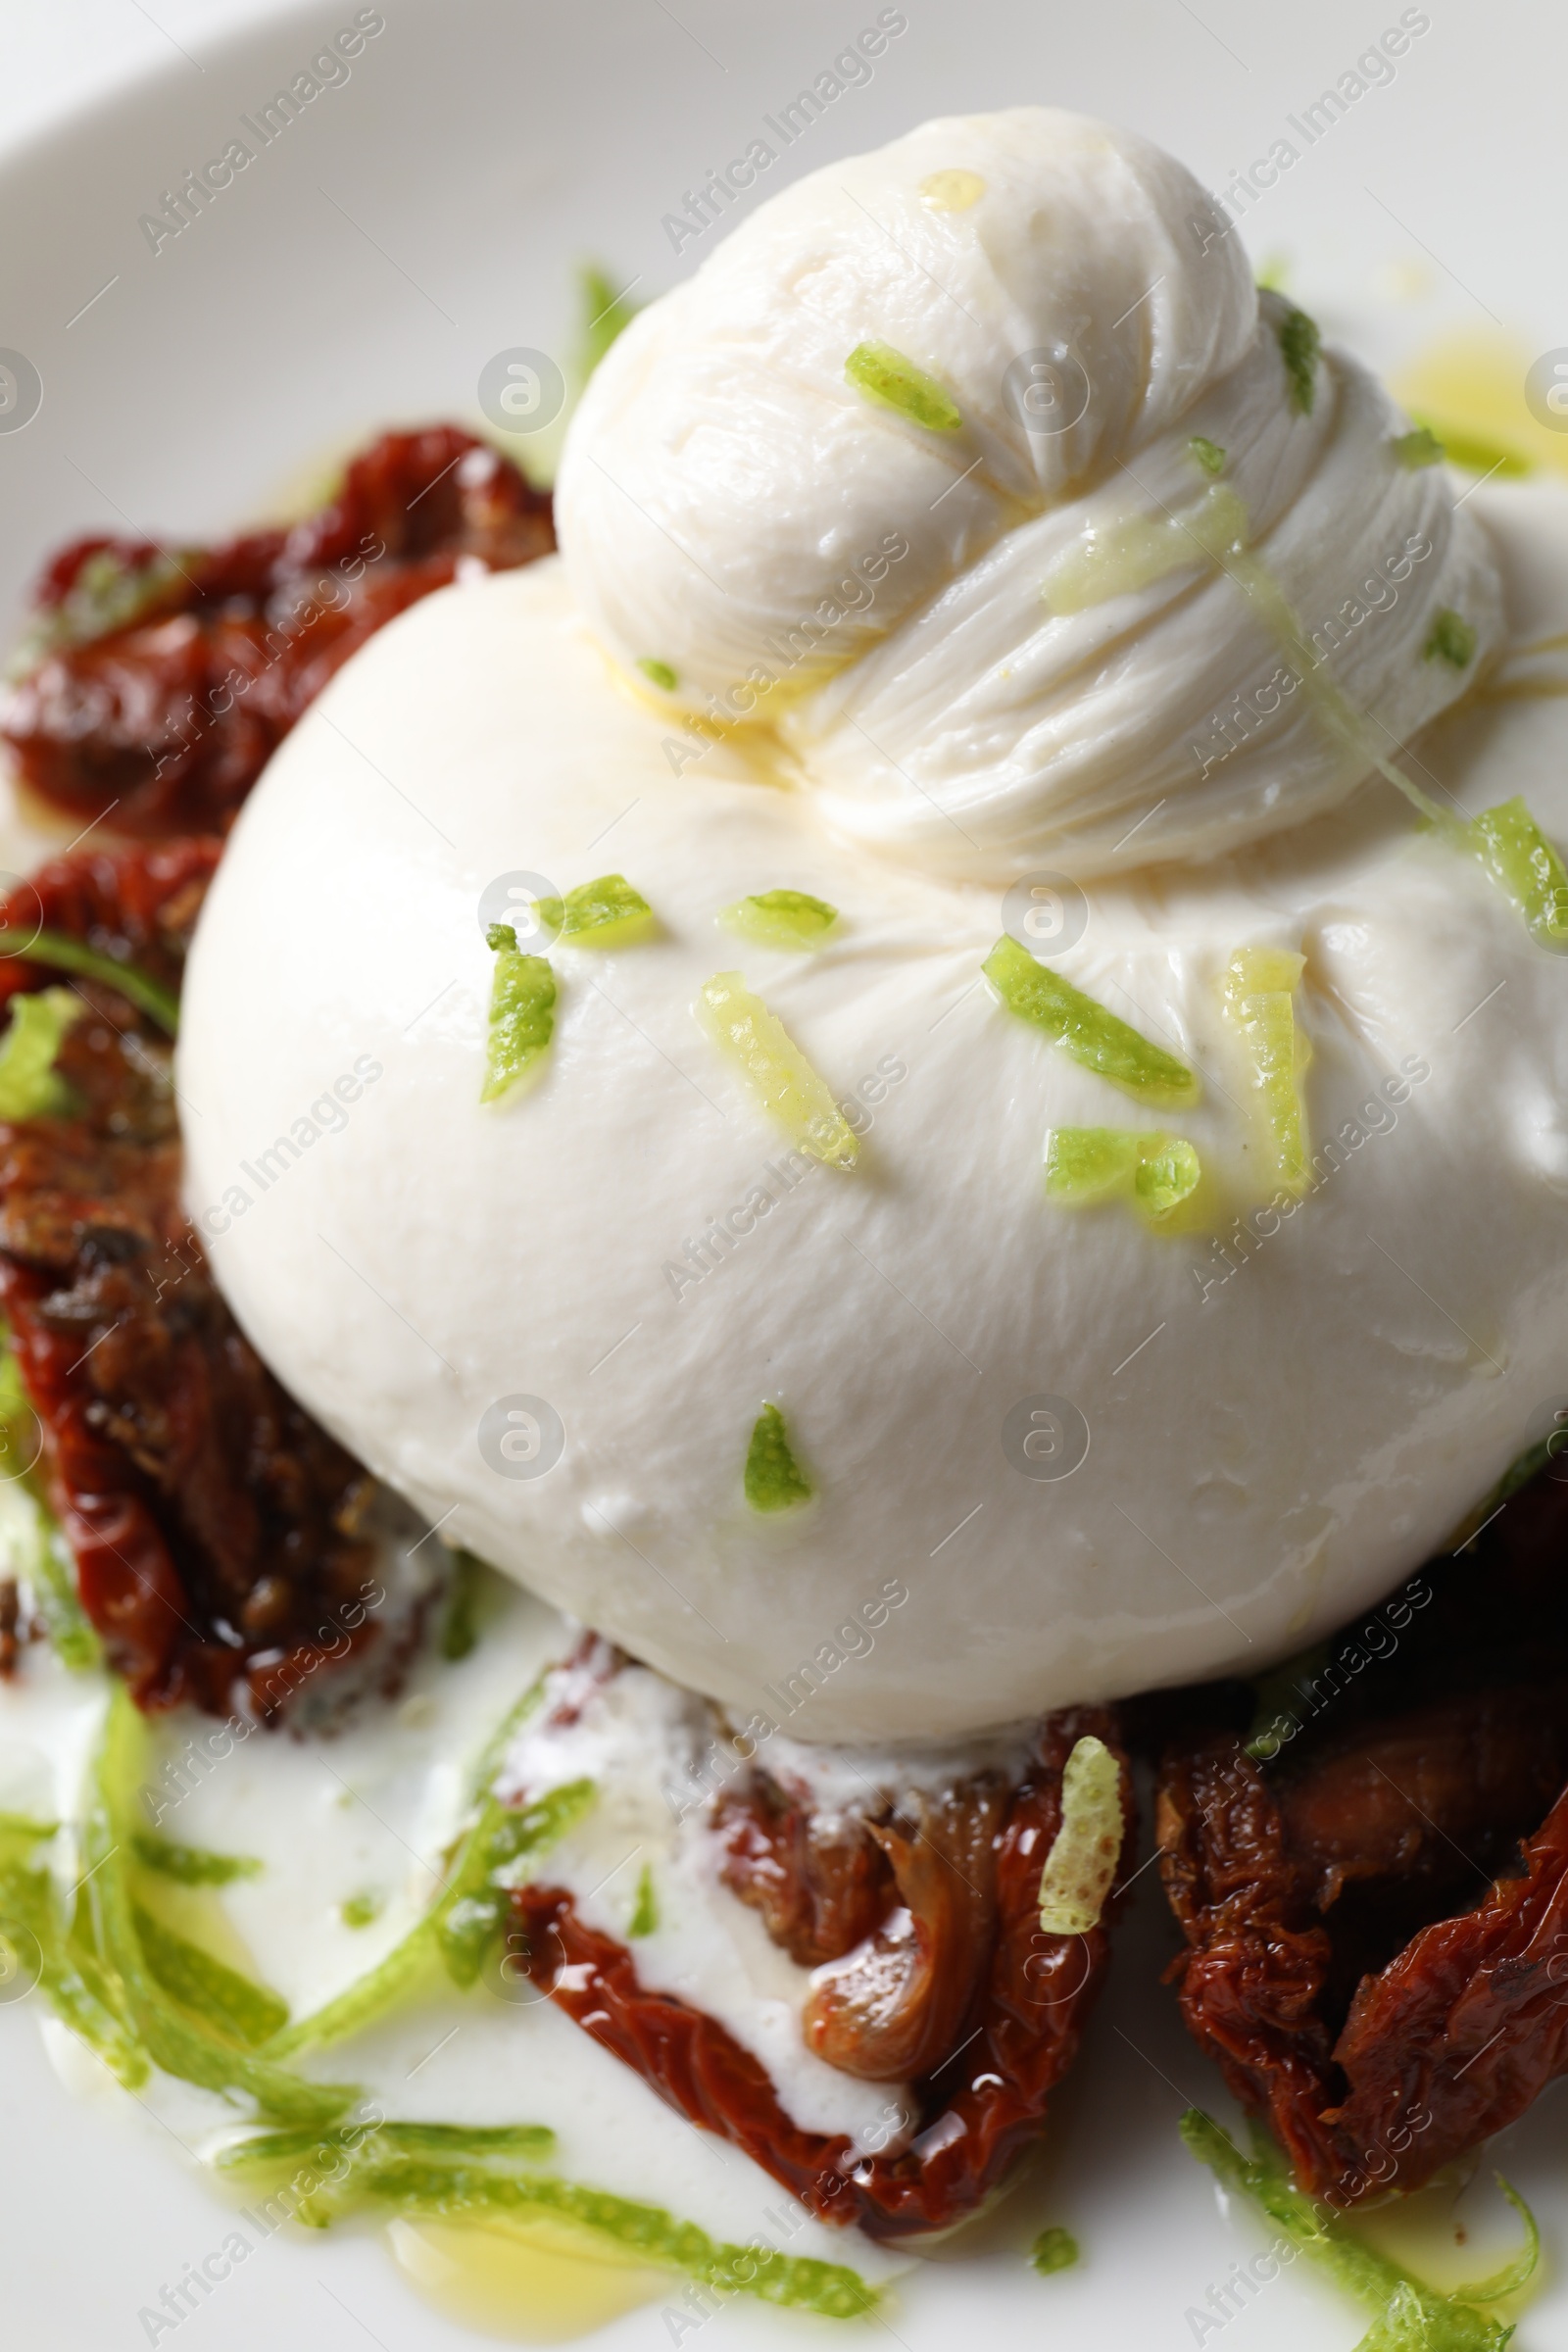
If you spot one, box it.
[1222,946,1312,1193]
[131,1833,262,1886]
[218,2121,557,2179]
[698,971,859,1166]
[984,935,1200,1106]
[1424,608,1477,668]
[1180,2112,1534,2349]
[1406,415,1531,479]
[0,1850,148,2088]
[219,2133,878,2315]
[1031,2226,1079,2276]
[744,1402,812,1513]
[267,1674,586,2058]
[0,989,81,1120]
[1275,303,1321,415]
[131,1903,289,2047]
[579,264,641,383]
[481,926,556,1102]
[0,1328,99,1668]
[720,889,839,951]
[628,1863,659,1938]
[436,1779,597,1984]
[1189,435,1226,475]
[0,929,179,1036]
[1393,426,1445,467]
[440,1548,486,1662]
[845,340,962,432]
[0,1811,57,1841]
[83,1690,355,2122]
[555,873,655,946]
[1468,797,1568,946]
[1044,1127,1200,1225]
[638,658,678,692]
[1037,1735,1122,1935]
[340,1891,382,1930]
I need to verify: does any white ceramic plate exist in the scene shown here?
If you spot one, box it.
[2,3,1566,2345]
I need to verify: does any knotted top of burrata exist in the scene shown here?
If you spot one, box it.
[557,109,1498,879]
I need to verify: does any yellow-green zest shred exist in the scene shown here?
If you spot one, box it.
[0,1832,147,2089]
[1030,2226,1079,2276]
[82,1689,358,2123]
[698,972,858,1167]
[1424,608,1477,669]
[1221,946,1312,1193]
[1041,483,1248,615]
[578,264,641,383]
[845,340,962,432]
[1189,435,1226,475]
[1037,1736,1122,1935]
[0,930,178,1036]
[0,989,81,1120]
[132,1903,289,2047]
[554,873,655,945]
[720,889,839,951]
[1044,1127,1200,1224]
[1181,2111,1537,2350]
[481,926,556,1102]
[340,1891,383,1929]
[0,1329,98,1669]
[984,935,1200,1106]
[440,1548,486,1662]
[1406,416,1531,479]
[638,657,678,692]
[628,1864,659,1938]
[266,1672,591,2060]
[131,1833,262,1886]
[217,2126,877,2316]
[1467,797,1568,946]
[1393,425,1445,468]
[744,1402,812,1513]
[1275,303,1321,415]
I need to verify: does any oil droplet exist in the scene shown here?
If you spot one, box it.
[387,2214,668,2341]
[1396,332,1568,481]
[919,169,985,213]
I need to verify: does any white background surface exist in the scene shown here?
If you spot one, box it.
[1,3,1566,2348]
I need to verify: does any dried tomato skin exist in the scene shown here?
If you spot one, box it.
[0,845,378,1718]
[3,426,555,838]
[515,1707,1133,2239]
[1156,1464,1568,2203]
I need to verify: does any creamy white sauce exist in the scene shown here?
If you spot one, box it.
[0,1563,907,2286]
[497,1650,921,2154]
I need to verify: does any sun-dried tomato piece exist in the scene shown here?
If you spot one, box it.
[1156,1462,1568,2203]
[0,845,384,1717]
[514,1707,1133,2238]
[718,1773,895,1967]
[3,426,555,837]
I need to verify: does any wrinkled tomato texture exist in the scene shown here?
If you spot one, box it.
[0,847,381,1717]
[514,1700,1135,2238]
[3,426,554,835]
[1154,1463,1568,2204]
[0,428,554,1711]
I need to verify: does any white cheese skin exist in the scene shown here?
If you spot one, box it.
[178,480,1568,1743]
[556,108,1499,878]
